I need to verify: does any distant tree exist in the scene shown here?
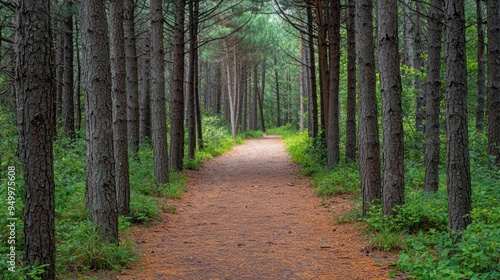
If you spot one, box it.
[487,0,500,165]
[124,0,140,156]
[326,0,340,167]
[425,0,443,193]
[378,0,405,216]
[138,21,151,142]
[150,0,170,184]
[306,3,318,138]
[16,0,56,277]
[80,0,118,243]
[356,0,381,217]
[475,0,486,131]
[110,0,130,216]
[62,0,75,139]
[345,0,357,163]
[445,0,471,232]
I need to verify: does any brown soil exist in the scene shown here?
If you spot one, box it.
[115,135,397,280]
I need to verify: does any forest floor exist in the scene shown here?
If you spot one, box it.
[112,135,398,280]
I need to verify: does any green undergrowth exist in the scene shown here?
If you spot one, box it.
[184,115,263,170]
[276,127,500,279]
[0,109,245,278]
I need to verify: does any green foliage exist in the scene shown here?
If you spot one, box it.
[56,220,137,274]
[281,130,361,197]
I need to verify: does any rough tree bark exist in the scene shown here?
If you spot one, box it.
[62,0,75,139]
[170,0,186,171]
[138,22,151,142]
[110,0,130,216]
[16,0,56,277]
[378,0,405,216]
[150,0,169,184]
[80,0,118,243]
[356,0,381,217]
[487,0,500,165]
[124,0,140,156]
[306,4,318,138]
[425,0,443,193]
[445,0,471,232]
[345,0,357,163]
[326,0,340,168]
[476,0,486,131]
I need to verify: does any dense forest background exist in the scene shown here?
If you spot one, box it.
[0,0,499,279]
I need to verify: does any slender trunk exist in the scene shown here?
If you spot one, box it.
[187,0,196,159]
[75,20,82,132]
[124,0,139,156]
[487,0,500,165]
[345,0,357,162]
[446,0,471,232]
[476,0,486,131]
[356,0,381,217]
[378,0,405,216]
[314,0,329,130]
[307,4,319,138]
[110,0,130,216]
[327,0,341,168]
[259,60,266,132]
[252,63,258,130]
[414,1,425,133]
[170,0,186,170]
[62,0,75,139]
[274,54,281,127]
[424,0,443,193]
[150,0,170,183]
[138,23,151,142]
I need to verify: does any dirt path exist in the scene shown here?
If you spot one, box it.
[116,136,394,280]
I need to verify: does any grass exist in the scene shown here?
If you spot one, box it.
[274,126,500,279]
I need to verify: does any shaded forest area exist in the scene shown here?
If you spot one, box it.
[0,0,499,279]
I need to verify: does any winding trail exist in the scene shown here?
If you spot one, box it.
[117,136,393,279]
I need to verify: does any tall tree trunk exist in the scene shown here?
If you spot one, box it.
[299,37,305,133]
[110,0,130,216]
[306,4,319,138]
[476,0,486,131]
[356,0,381,217]
[75,20,82,132]
[55,19,64,129]
[80,0,118,243]
[378,0,405,216]
[195,35,203,149]
[487,0,500,165]
[414,1,425,133]
[62,0,75,139]
[314,0,329,130]
[215,63,221,114]
[345,0,357,162]
[327,0,340,167]
[16,0,56,277]
[138,23,151,142]
[445,0,471,232]
[170,0,186,170]
[150,0,170,183]
[187,0,196,159]
[124,0,139,156]
[424,0,443,193]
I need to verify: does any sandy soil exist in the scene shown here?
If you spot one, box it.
[114,135,396,280]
